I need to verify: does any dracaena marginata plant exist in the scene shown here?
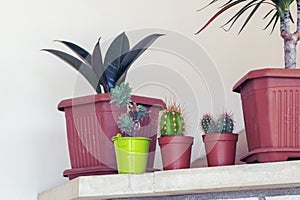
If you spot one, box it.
[43,32,164,93]
[197,0,300,69]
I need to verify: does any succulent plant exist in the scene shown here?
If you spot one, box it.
[43,32,164,93]
[109,82,148,137]
[160,101,185,136]
[200,112,234,134]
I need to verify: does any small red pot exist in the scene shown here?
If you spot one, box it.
[158,136,193,170]
[202,133,238,167]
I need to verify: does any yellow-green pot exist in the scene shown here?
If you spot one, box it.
[112,134,151,174]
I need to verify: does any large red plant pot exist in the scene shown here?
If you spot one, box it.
[58,93,165,179]
[233,68,300,163]
[202,133,238,167]
[158,136,193,170]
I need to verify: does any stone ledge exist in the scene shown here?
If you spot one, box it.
[38,161,300,200]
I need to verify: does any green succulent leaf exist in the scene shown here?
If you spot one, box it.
[117,114,134,135]
[54,40,92,65]
[109,82,132,107]
[42,49,101,93]
[115,33,165,86]
[103,32,130,89]
[134,105,148,122]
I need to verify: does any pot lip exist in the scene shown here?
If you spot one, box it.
[58,93,165,111]
[112,136,151,142]
[202,133,238,142]
[232,68,300,93]
[158,135,194,145]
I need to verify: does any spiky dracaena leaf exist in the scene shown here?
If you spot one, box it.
[109,82,132,107]
[196,0,295,34]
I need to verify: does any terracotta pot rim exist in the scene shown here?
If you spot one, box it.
[233,68,300,93]
[158,135,194,145]
[58,93,165,111]
[202,133,238,142]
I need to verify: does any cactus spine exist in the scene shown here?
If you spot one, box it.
[200,112,234,134]
[160,102,184,136]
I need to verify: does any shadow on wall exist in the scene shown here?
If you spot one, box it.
[191,129,248,167]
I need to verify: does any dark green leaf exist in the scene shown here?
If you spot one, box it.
[92,38,107,93]
[103,32,130,89]
[115,33,164,85]
[42,49,100,92]
[271,13,280,33]
[263,8,276,20]
[54,40,92,66]
[263,11,278,31]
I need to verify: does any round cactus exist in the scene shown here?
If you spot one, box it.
[160,102,185,136]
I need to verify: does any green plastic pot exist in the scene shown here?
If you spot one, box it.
[112,134,151,174]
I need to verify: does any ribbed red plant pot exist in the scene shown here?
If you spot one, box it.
[58,93,165,179]
[233,68,300,163]
[158,136,193,170]
[202,133,238,167]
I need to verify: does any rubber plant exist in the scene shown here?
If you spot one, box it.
[196,0,299,69]
[43,32,164,93]
[158,100,194,170]
[44,32,165,179]
[200,112,238,167]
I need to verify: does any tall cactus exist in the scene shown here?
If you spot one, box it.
[200,112,234,134]
[160,102,185,136]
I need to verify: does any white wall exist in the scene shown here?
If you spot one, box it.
[0,0,295,199]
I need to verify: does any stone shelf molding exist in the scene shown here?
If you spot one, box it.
[38,161,300,200]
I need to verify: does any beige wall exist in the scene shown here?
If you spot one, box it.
[0,0,297,199]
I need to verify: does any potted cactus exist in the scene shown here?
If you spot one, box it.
[110,82,151,174]
[43,32,165,179]
[158,100,194,170]
[197,1,300,163]
[200,112,238,167]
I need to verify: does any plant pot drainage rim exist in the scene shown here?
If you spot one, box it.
[240,147,300,163]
